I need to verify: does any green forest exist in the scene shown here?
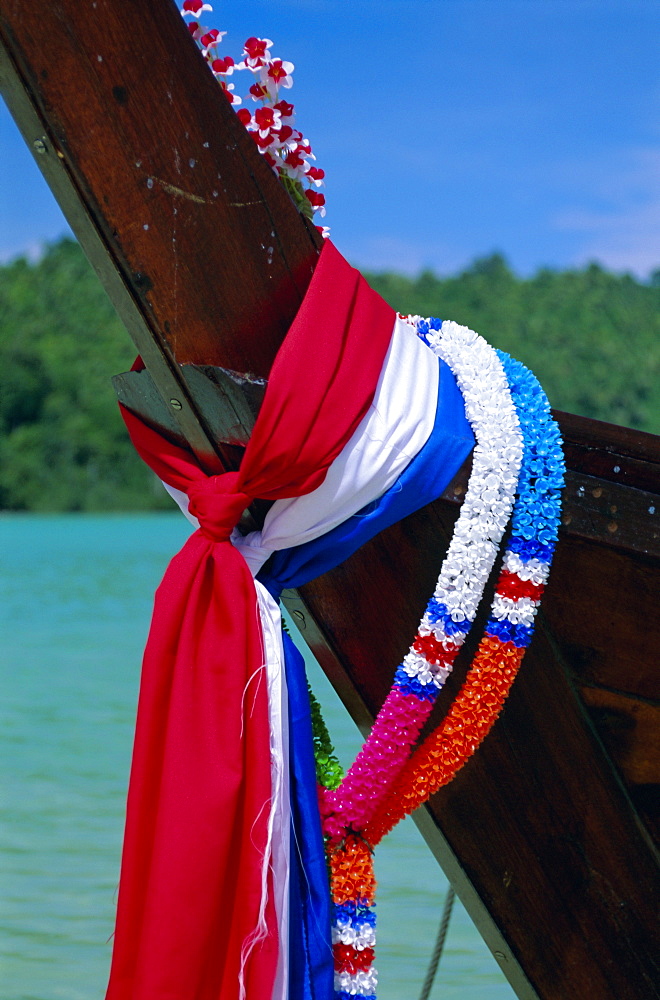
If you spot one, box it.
[1,236,659,511]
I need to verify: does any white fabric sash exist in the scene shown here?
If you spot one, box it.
[254,581,290,1000]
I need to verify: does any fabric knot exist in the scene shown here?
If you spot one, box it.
[187,472,252,542]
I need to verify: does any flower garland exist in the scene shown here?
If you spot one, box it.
[308,709,378,1000]
[364,343,564,844]
[319,320,524,845]
[311,318,564,999]
[181,1,327,227]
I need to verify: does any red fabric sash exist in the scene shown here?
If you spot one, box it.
[106,241,395,1000]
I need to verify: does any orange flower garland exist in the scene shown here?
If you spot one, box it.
[329,835,377,907]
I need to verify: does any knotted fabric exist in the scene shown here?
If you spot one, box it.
[105,241,395,1000]
[187,472,252,542]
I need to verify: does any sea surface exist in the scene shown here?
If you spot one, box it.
[1,515,518,1000]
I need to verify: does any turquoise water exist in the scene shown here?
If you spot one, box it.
[0,515,516,1000]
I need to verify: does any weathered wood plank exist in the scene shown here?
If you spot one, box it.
[558,409,660,490]
[558,471,659,556]
[113,365,266,448]
[580,686,660,786]
[580,685,660,843]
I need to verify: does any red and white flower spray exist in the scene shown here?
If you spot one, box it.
[181,0,327,230]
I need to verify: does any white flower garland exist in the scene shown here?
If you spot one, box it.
[399,318,524,688]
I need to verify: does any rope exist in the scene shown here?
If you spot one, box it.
[418,883,456,1000]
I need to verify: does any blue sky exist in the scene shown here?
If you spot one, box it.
[1,0,659,277]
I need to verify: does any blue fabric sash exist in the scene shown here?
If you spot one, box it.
[260,358,474,999]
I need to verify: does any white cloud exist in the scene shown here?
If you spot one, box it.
[342,234,470,277]
[0,240,47,265]
[553,148,660,277]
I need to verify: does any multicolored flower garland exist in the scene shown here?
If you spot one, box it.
[311,317,565,999]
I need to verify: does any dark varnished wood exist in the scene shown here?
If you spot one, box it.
[0,0,320,473]
[0,0,320,374]
[558,409,660,492]
[3,4,659,999]
[580,685,660,843]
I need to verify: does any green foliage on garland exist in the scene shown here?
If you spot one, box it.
[0,238,658,511]
[307,682,344,790]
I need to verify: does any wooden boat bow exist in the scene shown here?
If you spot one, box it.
[2,2,658,998]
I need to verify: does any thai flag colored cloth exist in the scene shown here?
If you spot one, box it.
[108,238,474,1000]
[164,349,474,1000]
[106,240,395,1000]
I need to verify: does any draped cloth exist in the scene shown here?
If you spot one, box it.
[107,238,476,1000]
[105,241,396,1000]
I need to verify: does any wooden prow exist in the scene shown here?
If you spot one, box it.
[2,3,659,999]
[0,0,320,474]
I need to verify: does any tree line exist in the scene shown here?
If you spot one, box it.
[1,237,658,511]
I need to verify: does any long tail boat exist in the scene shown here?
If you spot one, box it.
[2,2,658,998]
